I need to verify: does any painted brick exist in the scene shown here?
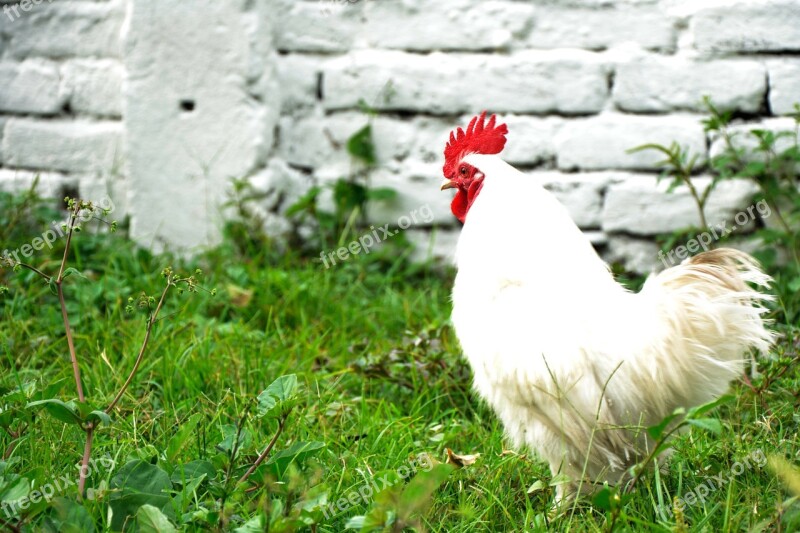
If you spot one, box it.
[276,55,325,112]
[498,115,563,166]
[528,5,676,51]
[324,50,609,115]
[602,176,760,235]
[0,60,64,115]
[280,112,454,171]
[614,57,766,113]
[691,0,800,53]
[1,1,124,59]
[555,114,707,171]
[604,235,661,274]
[275,0,534,52]
[709,118,798,158]
[62,59,124,117]
[2,119,122,173]
[274,0,360,52]
[0,168,75,199]
[361,1,535,51]
[768,60,800,115]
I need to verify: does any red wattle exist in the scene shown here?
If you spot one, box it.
[450,177,484,223]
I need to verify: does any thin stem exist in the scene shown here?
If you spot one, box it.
[77,425,95,499]
[238,414,288,485]
[56,210,77,282]
[105,282,171,414]
[55,209,84,402]
[14,263,49,281]
[682,177,709,231]
[57,283,84,402]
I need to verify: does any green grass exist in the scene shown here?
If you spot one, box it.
[0,198,799,532]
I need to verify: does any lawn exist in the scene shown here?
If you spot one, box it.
[0,187,799,532]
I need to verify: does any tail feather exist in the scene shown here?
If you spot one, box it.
[630,248,775,417]
[658,248,774,356]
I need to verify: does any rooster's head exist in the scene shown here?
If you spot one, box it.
[441,111,508,222]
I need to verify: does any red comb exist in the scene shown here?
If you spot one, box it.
[443,111,508,177]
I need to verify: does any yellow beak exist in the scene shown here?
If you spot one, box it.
[440,179,457,191]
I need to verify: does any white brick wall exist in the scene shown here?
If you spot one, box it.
[323,49,609,114]
[0,0,798,271]
[554,114,707,171]
[0,60,64,115]
[3,119,123,173]
[0,0,126,221]
[613,57,766,113]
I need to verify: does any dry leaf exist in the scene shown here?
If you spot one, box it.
[226,284,253,308]
[446,448,480,467]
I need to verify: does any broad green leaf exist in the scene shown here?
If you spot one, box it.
[686,417,723,435]
[346,125,376,166]
[40,378,67,401]
[592,487,614,511]
[0,407,19,429]
[264,441,325,479]
[136,504,177,533]
[109,460,173,530]
[110,460,172,495]
[169,460,215,485]
[686,394,733,419]
[0,476,31,510]
[333,180,368,218]
[256,375,298,418]
[50,497,96,533]
[84,410,111,427]
[62,268,87,281]
[26,399,82,426]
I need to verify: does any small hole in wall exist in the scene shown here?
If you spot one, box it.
[179,100,196,112]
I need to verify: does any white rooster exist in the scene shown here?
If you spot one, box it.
[440,112,774,503]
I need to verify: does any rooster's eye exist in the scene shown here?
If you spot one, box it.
[459,166,468,177]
